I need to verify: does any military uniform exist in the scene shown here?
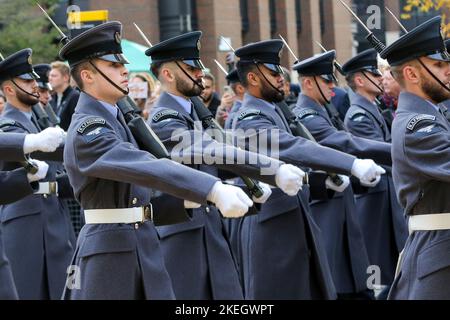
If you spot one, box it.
[146,32,290,299]
[230,39,376,299]
[379,16,450,299]
[59,22,227,300]
[0,132,30,300]
[0,49,75,299]
[224,69,243,130]
[341,49,408,287]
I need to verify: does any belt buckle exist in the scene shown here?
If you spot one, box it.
[49,182,58,195]
[143,203,153,221]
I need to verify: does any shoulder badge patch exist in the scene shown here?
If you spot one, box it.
[297,108,318,119]
[406,114,436,131]
[347,108,367,120]
[77,117,106,134]
[0,119,16,129]
[152,109,180,123]
[238,109,261,121]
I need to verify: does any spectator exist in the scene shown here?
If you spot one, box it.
[49,61,80,130]
[129,72,159,120]
[200,73,221,117]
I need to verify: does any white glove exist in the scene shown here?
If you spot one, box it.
[252,182,272,204]
[23,127,66,154]
[326,175,350,193]
[351,159,386,185]
[184,200,201,209]
[26,159,49,183]
[360,174,381,187]
[275,164,305,196]
[207,181,253,218]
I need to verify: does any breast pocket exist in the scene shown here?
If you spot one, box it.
[257,188,301,223]
[0,196,43,223]
[417,237,450,280]
[156,210,205,239]
[78,229,136,259]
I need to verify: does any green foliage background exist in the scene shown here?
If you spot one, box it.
[0,0,64,62]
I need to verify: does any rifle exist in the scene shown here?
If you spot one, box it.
[277,36,344,186]
[190,96,265,198]
[337,0,386,53]
[32,104,52,129]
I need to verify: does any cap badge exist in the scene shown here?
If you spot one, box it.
[115,31,121,44]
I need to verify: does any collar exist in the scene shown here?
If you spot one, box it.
[426,100,440,113]
[296,94,327,114]
[98,100,119,118]
[244,93,276,110]
[167,92,192,114]
[397,92,443,117]
[19,109,33,121]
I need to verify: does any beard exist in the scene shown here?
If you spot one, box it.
[176,75,203,97]
[16,87,40,106]
[421,73,450,104]
[260,79,285,103]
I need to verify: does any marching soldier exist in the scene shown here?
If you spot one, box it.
[59,21,257,299]
[290,50,379,299]
[342,49,408,292]
[438,39,450,123]
[145,31,305,299]
[379,16,450,300]
[224,69,244,130]
[0,130,62,299]
[34,64,53,108]
[0,48,75,299]
[232,39,386,299]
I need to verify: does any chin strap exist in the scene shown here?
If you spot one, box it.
[174,61,205,91]
[88,60,129,96]
[255,63,285,98]
[313,76,330,104]
[361,70,384,95]
[11,79,40,99]
[417,57,450,93]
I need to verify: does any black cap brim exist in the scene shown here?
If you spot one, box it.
[264,63,284,74]
[37,82,52,91]
[183,59,206,70]
[17,71,39,80]
[99,53,130,64]
[320,74,337,83]
[362,67,383,77]
[427,50,450,62]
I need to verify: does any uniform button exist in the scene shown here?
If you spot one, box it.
[134,223,139,230]
[205,207,210,213]
[132,198,138,205]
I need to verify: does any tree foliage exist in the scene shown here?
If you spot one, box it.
[401,0,450,36]
[0,0,64,63]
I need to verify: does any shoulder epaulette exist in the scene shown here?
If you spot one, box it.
[238,109,261,121]
[297,108,319,119]
[406,114,436,131]
[77,117,106,134]
[0,119,16,129]
[152,109,180,123]
[347,107,367,120]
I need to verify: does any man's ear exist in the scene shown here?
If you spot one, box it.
[1,81,15,96]
[247,71,259,87]
[354,74,364,88]
[80,69,94,85]
[161,64,176,83]
[302,77,314,90]
[403,65,420,84]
